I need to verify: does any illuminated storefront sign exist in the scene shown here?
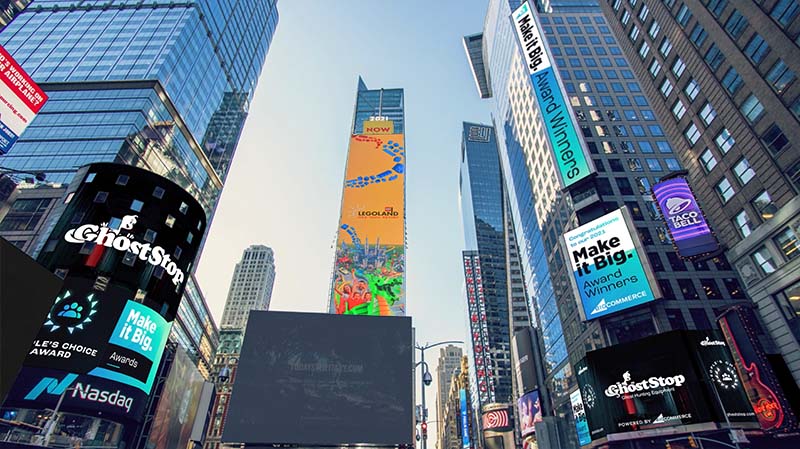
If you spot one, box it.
[562,207,660,321]
[652,177,719,259]
[330,131,405,316]
[482,407,512,432]
[511,1,594,189]
[0,44,47,154]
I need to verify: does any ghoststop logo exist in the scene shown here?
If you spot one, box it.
[603,370,687,399]
[709,360,739,390]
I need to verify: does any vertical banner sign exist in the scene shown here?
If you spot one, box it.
[562,208,660,320]
[463,251,495,404]
[570,389,592,446]
[330,128,405,316]
[0,44,47,154]
[460,389,470,449]
[511,2,594,189]
[652,177,719,259]
[517,390,542,439]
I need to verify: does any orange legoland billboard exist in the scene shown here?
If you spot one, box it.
[330,128,405,316]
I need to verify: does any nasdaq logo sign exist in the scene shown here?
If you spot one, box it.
[24,373,78,400]
[511,1,594,189]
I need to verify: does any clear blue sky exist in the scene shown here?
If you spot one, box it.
[195,0,491,434]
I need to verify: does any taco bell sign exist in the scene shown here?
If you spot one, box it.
[652,177,719,259]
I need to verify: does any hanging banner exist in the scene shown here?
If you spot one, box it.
[0,44,47,154]
[511,1,594,189]
[570,389,592,446]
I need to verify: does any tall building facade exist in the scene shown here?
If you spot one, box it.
[0,0,279,254]
[440,357,477,449]
[469,1,755,446]
[328,77,406,316]
[436,345,463,449]
[598,0,800,385]
[204,328,244,449]
[220,245,276,330]
[459,122,531,412]
[172,274,220,380]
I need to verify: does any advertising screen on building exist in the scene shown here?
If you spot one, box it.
[570,389,592,446]
[0,44,47,154]
[511,328,538,395]
[463,251,495,404]
[222,311,413,446]
[146,348,207,449]
[511,1,594,189]
[460,389,470,449]
[330,130,405,316]
[562,207,660,321]
[482,406,513,432]
[652,177,719,259]
[517,390,542,438]
[575,330,755,442]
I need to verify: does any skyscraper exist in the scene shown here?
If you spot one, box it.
[0,0,279,254]
[329,77,406,316]
[172,275,220,380]
[436,345,463,449]
[459,122,528,411]
[220,245,276,330]
[598,0,800,385]
[468,1,756,446]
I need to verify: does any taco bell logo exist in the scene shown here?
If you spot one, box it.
[665,196,702,230]
[666,197,692,215]
[63,215,185,285]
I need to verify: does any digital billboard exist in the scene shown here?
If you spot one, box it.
[575,330,755,442]
[330,130,405,316]
[460,389,470,449]
[569,389,591,446]
[146,348,207,449]
[222,311,413,446]
[652,177,719,259]
[0,44,47,154]
[482,406,513,432]
[562,207,660,321]
[511,1,594,189]
[517,390,542,438]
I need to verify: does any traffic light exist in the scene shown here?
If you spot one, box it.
[688,435,698,448]
[421,422,428,440]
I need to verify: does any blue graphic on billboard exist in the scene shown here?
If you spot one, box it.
[570,389,591,446]
[460,389,470,449]
[563,208,660,320]
[652,177,719,259]
[511,1,594,189]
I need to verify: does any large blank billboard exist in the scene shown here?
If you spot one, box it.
[222,311,413,446]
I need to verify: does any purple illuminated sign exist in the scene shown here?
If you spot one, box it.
[652,177,719,259]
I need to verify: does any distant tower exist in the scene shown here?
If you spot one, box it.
[436,345,464,449]
[220,245,276,330]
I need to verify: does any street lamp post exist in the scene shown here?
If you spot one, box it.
[414,340,463,449]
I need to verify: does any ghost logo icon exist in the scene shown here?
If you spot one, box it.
[120,214,138,230]
[623,371,632,383]
[666,197,692,215]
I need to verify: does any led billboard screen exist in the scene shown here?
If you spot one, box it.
[517,390,542,438]
[575,330,755,441]
[460,389,470,449]
[0,44,47,154]
[652,177,719,259]
[511,1,594,189]
[482,407,513,432]
[562,207,660,321]
[570,389,592,446]
[330,131,405,316]
[222,311,413,446]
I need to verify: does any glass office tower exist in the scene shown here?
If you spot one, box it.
[469,1,752,446]
[0,0,279,254]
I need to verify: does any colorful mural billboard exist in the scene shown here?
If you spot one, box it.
[330,128,405,316]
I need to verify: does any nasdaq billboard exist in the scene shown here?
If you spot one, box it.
[0,44,47,154]
[511,1,594,189]
[562,207,660,321]
[652,177,719,259]
[330,129,405,316]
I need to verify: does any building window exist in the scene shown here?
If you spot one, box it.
[94,192,108,203]
[622,9,631,25]
[715,128,735,153]
[761,123,790,155]
[704,44,725,71]
[130,199,144,212]
[774,281,800,322]
[770,0,800,28]
[724,278,746,298]
[691,308,712,329]
[684,79,700,101]
[700,148,717,172]
[721,67,743,95]
[733,158,756,185]
[0,198,50,232]
[716,177,735,202]
[744,34,771,65]
[740,94,765,124]
[708,0,728,17]
[649,20,661,39]
[684,122,701,145]
[630,25,641,41]
[774,228,800,260]
[660,78,674,97]
[724,10,749,39]
[659,37,673,57]
[648,252,665,271]
[734,210,753,237]
[752,190,775,219]
[116,175,129,186]
[646,158,663,171]
[765,59,796,94]
[667,252,687,271]
[701,279,722,299]
[638,41,651,59]
[649,59,662,77]
[752,246,777,274]
[699,102,716,126]
[678,279,700,300]
[672,58,686,78]
[689,23,707,47]
[676,4,693,27]
[639,3,650,20]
